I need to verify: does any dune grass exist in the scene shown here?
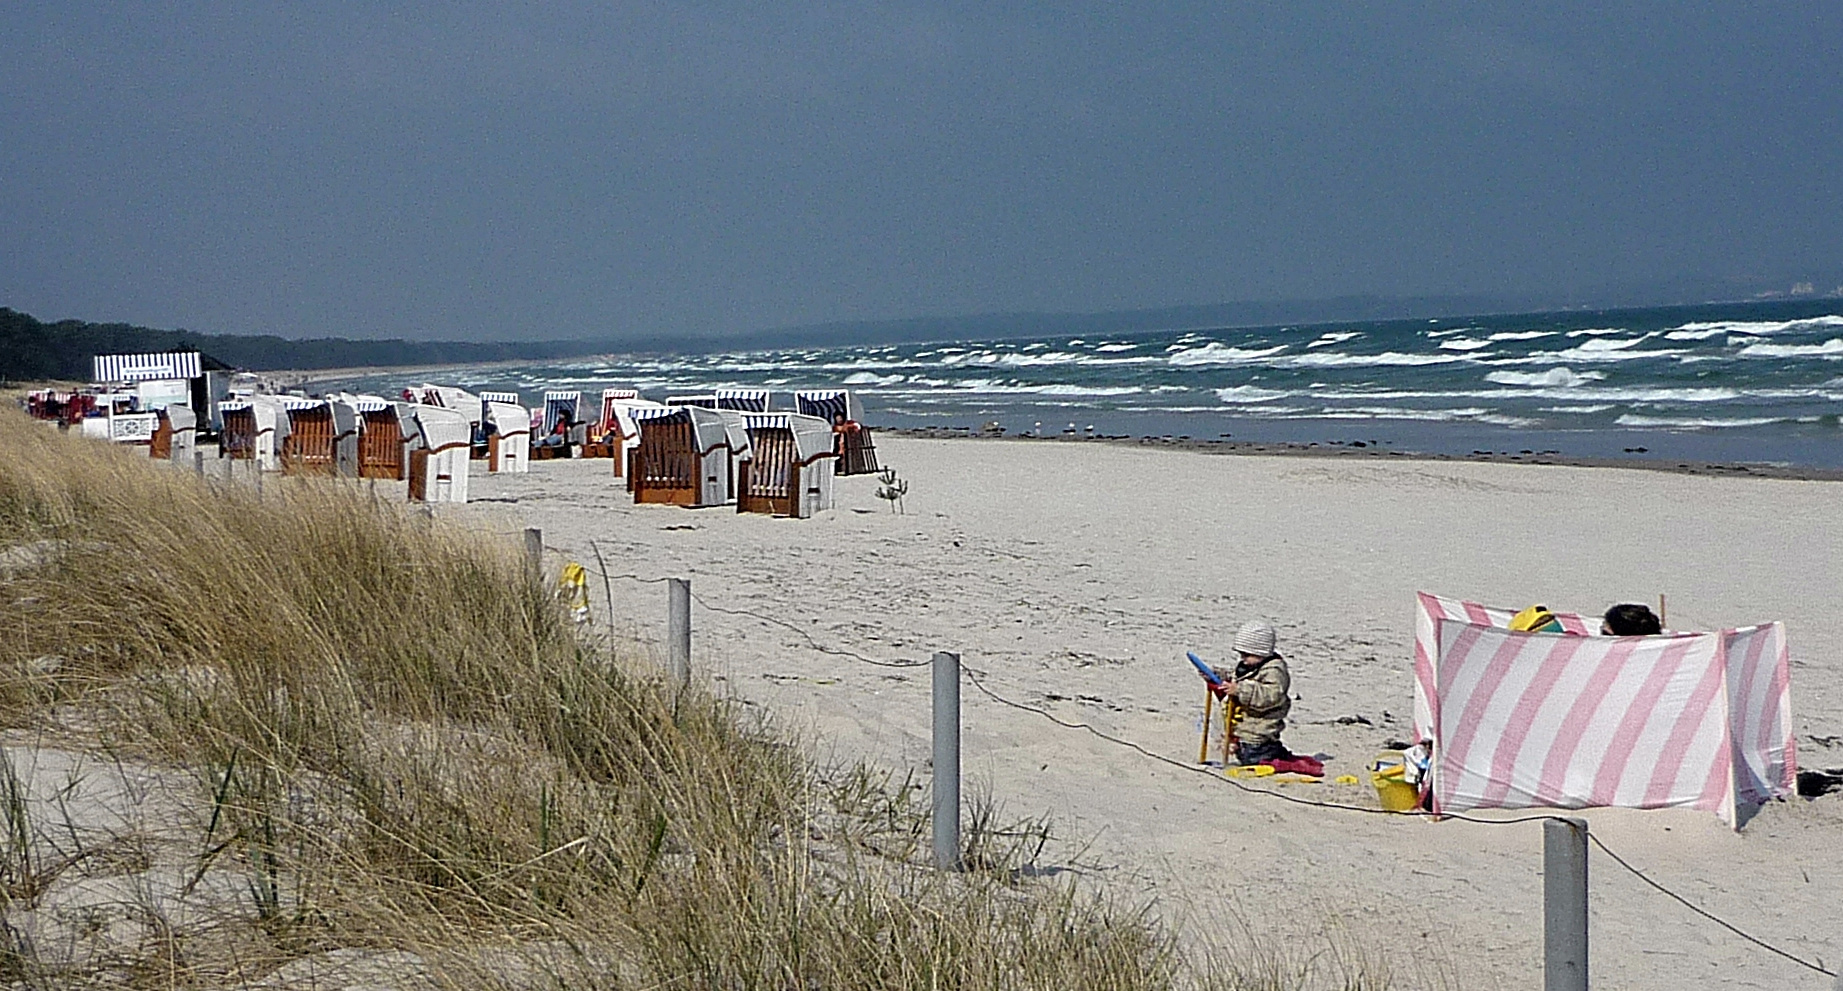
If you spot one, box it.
[0,411,1435,990]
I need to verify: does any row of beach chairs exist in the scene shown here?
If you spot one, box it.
[189,386,878,519]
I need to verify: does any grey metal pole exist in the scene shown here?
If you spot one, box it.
[1544,817,1589,991]
[667,578,691,685]
[932,651,961,871]
[524,527,543,577]
[193,450,204,475]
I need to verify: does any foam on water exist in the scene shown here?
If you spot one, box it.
[309,301,1843,465]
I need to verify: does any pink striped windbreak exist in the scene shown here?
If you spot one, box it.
[1412,593,1796,828]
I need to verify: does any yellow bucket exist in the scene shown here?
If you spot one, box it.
[1370,751,1421,812]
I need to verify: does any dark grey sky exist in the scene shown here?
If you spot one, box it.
[4,4,1840,341]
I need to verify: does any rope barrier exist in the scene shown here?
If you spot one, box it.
[544,558,1836,978]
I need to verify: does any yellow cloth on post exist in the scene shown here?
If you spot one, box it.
[559,562,591,624]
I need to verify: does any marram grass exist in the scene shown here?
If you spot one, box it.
[0,411,1431,990]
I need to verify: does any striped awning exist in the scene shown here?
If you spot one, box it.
[480,390,520,405]
[715,388,770,412]
[601,388,639,400]
[741,412,790,430]
[631,405,687,422]
[92,352,203,383]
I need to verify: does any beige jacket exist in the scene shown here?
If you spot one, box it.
[1230,654,1291,745]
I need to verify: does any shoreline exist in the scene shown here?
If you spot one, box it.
[881,426,1843,482]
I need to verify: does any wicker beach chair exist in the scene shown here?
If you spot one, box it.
[794,389,879,475]
[483,400,532,473]
[217,396,289,471]
[405,404,471,504]
[630,406,740,507]
[737,413,836,518]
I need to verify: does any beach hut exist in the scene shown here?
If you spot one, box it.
[279,398,359,477]
[150,404,198,462]
[217,396,289,471]
[405,404,471,504]
[483,400,532,473]
[737,413,836,518]
[630,405,741,507]
[715,388,771,413]
[794,389,879,475]
[89,351,234,430]
[1412,593,1797,828]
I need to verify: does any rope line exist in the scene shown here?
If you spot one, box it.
[1586,833,1834,977]
[528,553,1835,978]
[688,593,932,669]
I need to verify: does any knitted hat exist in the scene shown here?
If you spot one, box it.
[1232,622,1278,659]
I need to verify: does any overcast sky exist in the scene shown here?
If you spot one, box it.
[3,4,1839,341]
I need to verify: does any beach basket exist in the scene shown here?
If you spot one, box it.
[1370,752,1421,812]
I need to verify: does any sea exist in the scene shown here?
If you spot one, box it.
[313,300,1843,469]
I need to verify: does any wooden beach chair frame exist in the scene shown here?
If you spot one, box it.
[737,413,836,518]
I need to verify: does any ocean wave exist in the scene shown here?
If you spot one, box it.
[1673,315,1843,336]
[1735,338,1843,358]
[1439,338,1492,351]
[1539,404,1616,414]
[1094,342,1139,352]
[1167,343,1290,365]
[843,371,905,385]
[1484,368,1607,388]
[945,379,1146,397]
[1307,332,1363,348]
[1664,328,1727,341]
[1487,330,1558,341]
[1614,414,1786,429]
[1214,386,1292,403]
[1514,346,1686,364]
[1565,327,1628,337]
[1282,351,1476,368]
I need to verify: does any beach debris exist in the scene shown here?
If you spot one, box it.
[874,468,907,514]
[1332,714,1374,726]
[1808,734,1841,748]
[661,524,698,531]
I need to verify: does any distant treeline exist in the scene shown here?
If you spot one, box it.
[0,308,605,381]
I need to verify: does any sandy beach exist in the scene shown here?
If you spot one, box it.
[439,436,1842,989]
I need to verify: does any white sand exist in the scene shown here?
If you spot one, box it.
[453,438,1843,989]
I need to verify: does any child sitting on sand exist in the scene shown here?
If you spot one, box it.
[1200,622,1296,767]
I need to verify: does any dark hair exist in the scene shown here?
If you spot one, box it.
[1603,603,1662,636]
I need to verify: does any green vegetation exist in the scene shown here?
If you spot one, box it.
[0,307,602,380]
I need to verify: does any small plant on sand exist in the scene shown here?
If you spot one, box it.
[875,466,908,514]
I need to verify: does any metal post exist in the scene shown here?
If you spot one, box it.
[667,578,691,685]
[193,451,204,476]
[1544,817,1589,991]
[524,528,543,577]
[932,651,961,870]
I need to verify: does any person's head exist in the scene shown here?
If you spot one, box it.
[1602,603,1662,637]
[1233,621,1278,662]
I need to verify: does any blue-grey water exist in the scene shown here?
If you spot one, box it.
[313,301,1843,468]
